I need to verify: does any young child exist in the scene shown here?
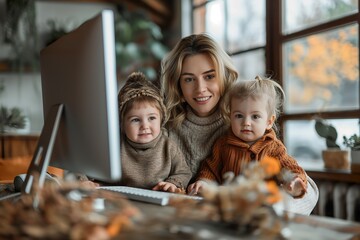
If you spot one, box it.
[188,76,308,198]
[118,72,191,193]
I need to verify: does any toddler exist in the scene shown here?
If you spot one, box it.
[118,72,191,192]
[188,76,307,198]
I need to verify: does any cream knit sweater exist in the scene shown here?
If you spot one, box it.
[119,131,191,189]
[167,107,229,181]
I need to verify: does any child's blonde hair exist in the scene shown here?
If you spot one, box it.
[160,33,238,128]
[225,76,285,131]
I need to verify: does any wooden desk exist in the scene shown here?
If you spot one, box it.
[1,184,360,239]
[120,201,360,240]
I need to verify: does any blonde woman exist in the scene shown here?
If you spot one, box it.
[160,34,318,215]
[160,33,238,180]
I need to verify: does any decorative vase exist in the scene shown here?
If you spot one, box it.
[322,149,351,170]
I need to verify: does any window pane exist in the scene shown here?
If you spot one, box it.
[284,119,360,169]
[205,0,225,47]
[227,0,265,52]
[193,1,225,46]
[283,25,359,114]
[283,0,358,34]
[193,6,206,34]
[232,49,265,80]
[193,0,207,6]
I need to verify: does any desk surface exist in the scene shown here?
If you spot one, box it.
[118,201,360,240]
[1,184,360,240]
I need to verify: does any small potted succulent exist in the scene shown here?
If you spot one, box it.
[315,119,351,170]
[343,134,360,173]
[343,134,360,151]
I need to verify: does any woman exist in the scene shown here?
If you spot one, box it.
[160,33,238,180]
[160,33,318,215]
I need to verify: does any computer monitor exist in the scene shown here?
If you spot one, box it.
[23,10,121,194]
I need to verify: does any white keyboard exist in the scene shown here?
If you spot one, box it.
[0,192,21,201]
[98,186,203,206]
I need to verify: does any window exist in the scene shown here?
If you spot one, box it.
[191,0,360,168]
[193,0,266,80]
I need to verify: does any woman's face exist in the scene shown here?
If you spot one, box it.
[179,53,221,117]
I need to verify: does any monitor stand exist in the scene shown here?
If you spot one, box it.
[22,104,64,207]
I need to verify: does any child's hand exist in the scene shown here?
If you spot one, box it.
[187,180,207,196]
[152,182,178,192]
[80,180,100,189]
[283,176,307,198]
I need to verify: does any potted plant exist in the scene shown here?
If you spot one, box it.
[343,134,360,173]
[0,84,26,134]
[42,6,168,85]
[315,119,351,170]
[0,106,26,134]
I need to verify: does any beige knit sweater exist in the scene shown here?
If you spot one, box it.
[119,130,191,189]
[167,107,229,181]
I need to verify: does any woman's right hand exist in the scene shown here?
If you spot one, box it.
[187,180,206,195]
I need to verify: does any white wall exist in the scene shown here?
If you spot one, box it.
[0,73,42,132]
[0,1,115,133]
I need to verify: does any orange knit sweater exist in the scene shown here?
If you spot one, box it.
[196,129,307,188]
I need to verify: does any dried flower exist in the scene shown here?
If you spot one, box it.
[260,156,281,178]
[170,161,285,238]
[265,181,282,204]
[0,180,141,240]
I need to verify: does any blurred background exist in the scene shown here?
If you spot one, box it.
[0,0,360,221]
[0,0,359,168]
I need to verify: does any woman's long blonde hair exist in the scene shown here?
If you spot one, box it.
[160,33,238,128]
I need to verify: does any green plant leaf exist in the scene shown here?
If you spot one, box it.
[151,42,168,60]
[343,134,360,150]
[315,119,340,149]
[0,106,26,132]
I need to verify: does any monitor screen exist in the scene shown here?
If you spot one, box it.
[36,10,121,183]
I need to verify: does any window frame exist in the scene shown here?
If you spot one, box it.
[191,0,360,141]
[269,0,360,140]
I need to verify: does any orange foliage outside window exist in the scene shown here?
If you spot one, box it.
[288,26,358,105]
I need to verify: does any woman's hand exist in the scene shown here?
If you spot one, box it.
[152,181,178,192]
[187,180,207,195]
[283,176,307,198]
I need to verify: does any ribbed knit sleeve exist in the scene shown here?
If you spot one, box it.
[196,136,227,183]
[267,139,308,185]
[164,140,192,188]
